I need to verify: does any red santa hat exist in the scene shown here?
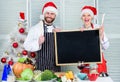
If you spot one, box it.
[40,2,58,19]
[81,6,97,18]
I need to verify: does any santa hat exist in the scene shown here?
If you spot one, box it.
[81,6,97,18]
[40,2,58,19]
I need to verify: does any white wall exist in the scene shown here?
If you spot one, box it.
[98,0,120,82]
[0,0,27,53]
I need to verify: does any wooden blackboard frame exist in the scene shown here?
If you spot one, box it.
[54,29,102,66]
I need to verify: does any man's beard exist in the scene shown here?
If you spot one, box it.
[44,17,55,24]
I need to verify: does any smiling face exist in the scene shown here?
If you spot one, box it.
[81,12,93,27]
[44,11,56,25]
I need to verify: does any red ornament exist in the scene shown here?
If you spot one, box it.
[19,28,25,33]
[20,12,25,20]
[30,52,36,58]
[8,60,14,65]
[22,50,28,55]
[12,42,18,48]
[1,57,6,63]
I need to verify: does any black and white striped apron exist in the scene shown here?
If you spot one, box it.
[36,23,61,72]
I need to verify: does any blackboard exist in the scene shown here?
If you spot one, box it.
[54,29,102,66]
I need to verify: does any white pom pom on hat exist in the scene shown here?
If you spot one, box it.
[80,6,97,18]
[40,2,58,20]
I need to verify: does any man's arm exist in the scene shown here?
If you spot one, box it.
[23,27,42,52]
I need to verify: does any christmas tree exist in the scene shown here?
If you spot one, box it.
[0,12,36,66]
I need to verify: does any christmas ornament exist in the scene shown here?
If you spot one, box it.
[30,52,36,58]
[20,12,25,20]
[1,57,7,63]
[22,50,28,55]
[5,51,9,55]
[12,42,18,48]
[18,23,23,27]
[19,28,25,33]
[8,60,14,65]
[17,53,21,57]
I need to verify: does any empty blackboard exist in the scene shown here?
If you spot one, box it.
[54,29,102,66]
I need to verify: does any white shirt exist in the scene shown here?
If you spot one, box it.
[23,21,55,52]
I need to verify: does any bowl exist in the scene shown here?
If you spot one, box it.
[88,73,98,81]
[77,73,87,80]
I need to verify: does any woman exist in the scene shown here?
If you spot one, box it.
[79,6,109,76]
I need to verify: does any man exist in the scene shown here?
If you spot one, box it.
[24,1,61,72]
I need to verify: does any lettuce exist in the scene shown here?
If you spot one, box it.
[18,58,27,63]
[41,70,54,81]
[21,68,34,80]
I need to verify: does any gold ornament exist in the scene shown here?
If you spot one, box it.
[5,51,9,55]
[17,53,21,57]
[18,23,23,27]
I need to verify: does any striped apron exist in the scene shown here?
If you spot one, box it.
[36,23,61,72]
